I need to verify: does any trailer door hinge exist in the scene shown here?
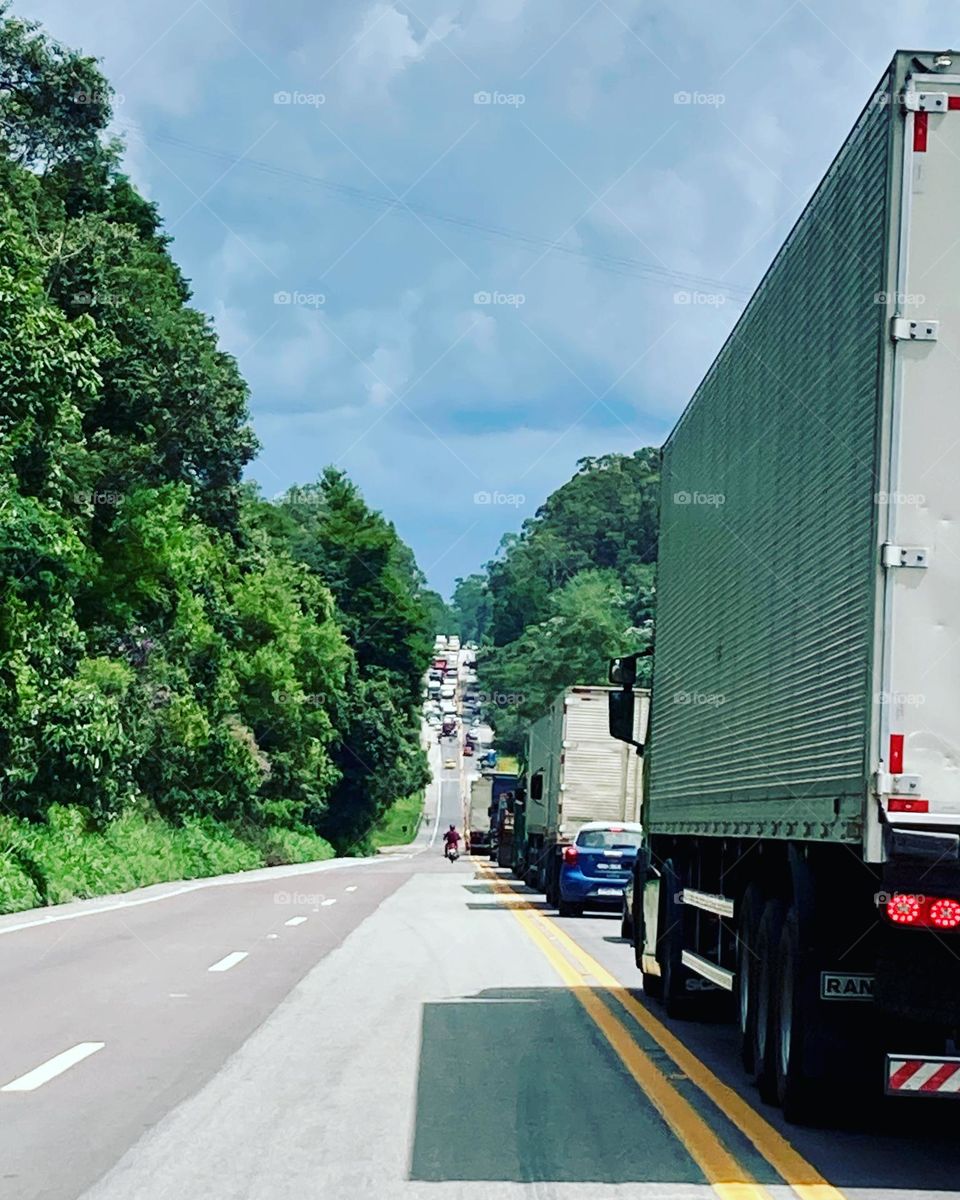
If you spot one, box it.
[904,90,950,112]
[874,770,922,796]
[882,543,929,569]
[891,317,939,341]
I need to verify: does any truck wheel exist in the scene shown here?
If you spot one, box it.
[546,861,558,908]
[736,885,764,1078]
[754,897,785,1103]
[775,907,821,1124]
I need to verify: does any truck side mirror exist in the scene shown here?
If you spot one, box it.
[609,688,644,755]
[609,654,638,687]
[609,687,634,741]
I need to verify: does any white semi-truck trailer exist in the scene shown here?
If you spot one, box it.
[610,49,960,1123]
[521,685,649,904]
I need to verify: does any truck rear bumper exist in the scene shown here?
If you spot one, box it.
[887,1054,960,1097]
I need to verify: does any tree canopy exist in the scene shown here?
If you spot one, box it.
[0,6,433,905]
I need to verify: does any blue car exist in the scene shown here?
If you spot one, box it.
[557,821,644,917]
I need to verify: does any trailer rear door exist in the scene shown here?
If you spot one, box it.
[879,70,960,833]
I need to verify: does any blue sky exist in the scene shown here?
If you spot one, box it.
[15,0,958,595]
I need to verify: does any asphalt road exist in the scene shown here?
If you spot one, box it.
[3,735,960,1200]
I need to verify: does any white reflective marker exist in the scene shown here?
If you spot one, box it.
[284,917,307,927]
[2,1042,105,1092]
[320,899,337,907]
[208,951,248,973]
[345,886,358,893]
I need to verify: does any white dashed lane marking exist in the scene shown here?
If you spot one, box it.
[208,952,248,973]
[2,1043,105,1093]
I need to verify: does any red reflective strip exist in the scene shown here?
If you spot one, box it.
[890,733,904,775]
[889,1059,924,1090]
[920,1063,960,1092]
[949,97,960,110]
[915,111,929,152]
[888,798,929,813]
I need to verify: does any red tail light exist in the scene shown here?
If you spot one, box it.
[562,845,578,865]
[930,898,960,929]
[884,893,960,929]
[886,894,922,925]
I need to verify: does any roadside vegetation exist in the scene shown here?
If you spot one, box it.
[449,452,660,754]
[0,9,433,914]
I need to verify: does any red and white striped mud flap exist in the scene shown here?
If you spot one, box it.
[886,1055,960,1097]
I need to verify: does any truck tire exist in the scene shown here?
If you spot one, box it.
[736,884,764,1078]
[777,907,820,1123]
[754,896,785,1103]
[546,857,559,908]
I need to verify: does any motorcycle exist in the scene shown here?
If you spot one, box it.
[445,843,460,862]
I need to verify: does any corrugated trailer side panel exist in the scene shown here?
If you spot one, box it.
[648,65,896,842]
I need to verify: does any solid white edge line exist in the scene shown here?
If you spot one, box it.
[0,853,412,939]
[2,1042,105,1092]
[284,916,308,926]
[207,951,248,973]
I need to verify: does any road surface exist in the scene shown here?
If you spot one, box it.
[2,737,960,1200]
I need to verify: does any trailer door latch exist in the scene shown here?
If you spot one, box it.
[882,544,929,569]
[891,317,939,341]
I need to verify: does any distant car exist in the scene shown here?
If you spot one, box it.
[463,744,474,757]
[444,759,456,770]
[440,684,456,700]
[557,822,644,918]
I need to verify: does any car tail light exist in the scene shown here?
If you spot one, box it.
[884,893,960,929]
[562,845,578,865]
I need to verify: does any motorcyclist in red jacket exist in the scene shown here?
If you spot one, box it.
[443,825,461,856]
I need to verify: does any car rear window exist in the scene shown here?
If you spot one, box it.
[576,829,643,850]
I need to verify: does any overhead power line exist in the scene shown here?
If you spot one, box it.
[150,132,752,302]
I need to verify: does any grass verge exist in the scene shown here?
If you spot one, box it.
[370,791,424,851]
[0,805,335,915]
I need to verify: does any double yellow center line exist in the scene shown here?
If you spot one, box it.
[479,866,846,1200]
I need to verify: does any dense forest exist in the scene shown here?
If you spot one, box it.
[449,451,660,754]
[0,10,433,911]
